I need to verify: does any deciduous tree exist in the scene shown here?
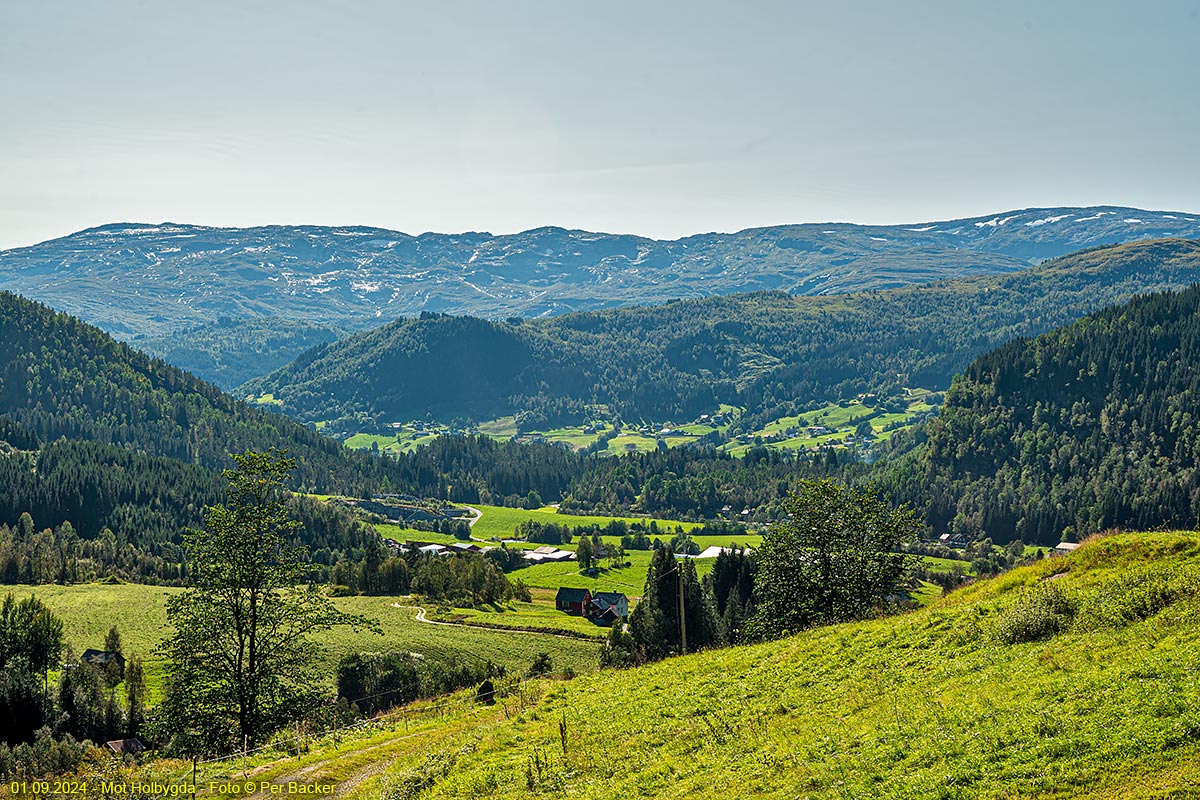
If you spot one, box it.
[161,449,372,750]
[747,479,918,640]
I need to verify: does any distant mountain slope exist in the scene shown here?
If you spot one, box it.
[2,206,1197,387]
[132,318,345,391]
[244,238,1200,428]
[0,291,403,495]
[898,281,1200,545]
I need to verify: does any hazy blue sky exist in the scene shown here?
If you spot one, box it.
[2,1,1198,248]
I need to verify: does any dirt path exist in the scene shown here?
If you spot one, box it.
[236,725,444,798]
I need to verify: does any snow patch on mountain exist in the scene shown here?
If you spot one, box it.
[1025,214,1074,227]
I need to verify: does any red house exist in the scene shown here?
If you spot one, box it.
[555,587,591,616]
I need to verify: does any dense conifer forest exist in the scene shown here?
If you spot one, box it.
[884,283,1200,545]
[0,292,405,495]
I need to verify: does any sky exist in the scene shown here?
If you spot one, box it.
[1,0,1198,250]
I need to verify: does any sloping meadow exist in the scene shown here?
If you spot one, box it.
[343,532,1200,799]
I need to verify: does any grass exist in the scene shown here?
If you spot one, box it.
[3,582,176,703]
[922,554,974,574]
[430,589,609,639]
[344,431,437,455]
[606,433,661,454]
[722,391,938,456]
[248,393,283,408]
[161,530,1200,799]
[321,596,601,678]
[477,416,518,438]
[470,504,702,543]
[513,550,715,596]
[374,522,462,546]
[5,583,603,698]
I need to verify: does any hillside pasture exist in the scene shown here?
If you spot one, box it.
[6,583,603,697]
[116,530,1200,799]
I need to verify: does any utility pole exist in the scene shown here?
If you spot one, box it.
[676,564,688,656]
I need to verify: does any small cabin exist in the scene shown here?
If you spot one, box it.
[81,649,125,673]
[105,738,145,755]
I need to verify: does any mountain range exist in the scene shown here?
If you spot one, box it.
[2,206,1199,387]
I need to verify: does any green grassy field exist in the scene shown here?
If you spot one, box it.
[477,416,518,438]
[470,504,702,542]
[323,596,601,677]
[343,430,438,455]
[722,391,938,456]
[431,589,609,639]
[194,530,1200,799]
[338,395,933,459]
[922,554,974,573]
[512,550,717,597]
[374,522,462,546]
[5,583,603,698]
[247,392,283,408]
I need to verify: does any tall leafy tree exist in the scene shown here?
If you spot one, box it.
[161,449,372,750]
[576,536,593,572]
[0,593,64,744]
[747,479,918,640]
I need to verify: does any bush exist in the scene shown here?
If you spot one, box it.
[511,579,532,603]
[993,583,1076,644]
[527,653,553,677]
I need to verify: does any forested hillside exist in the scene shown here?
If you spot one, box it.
[0,292,406,495]
[246,239,1200,428]
[891,283,1200,544]
[0,291,475,582]
[0,438,378,583]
